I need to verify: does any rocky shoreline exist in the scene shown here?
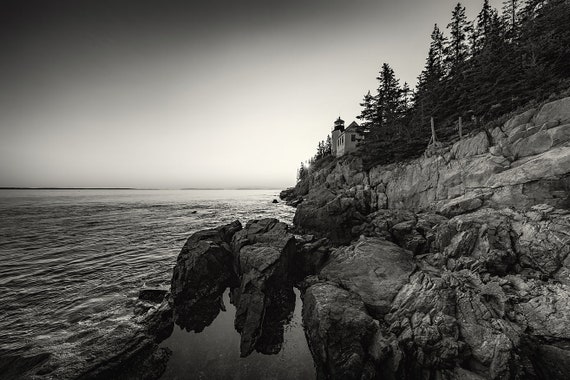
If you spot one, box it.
[41,96,570,379]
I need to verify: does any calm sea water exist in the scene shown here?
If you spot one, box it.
[0,189,312,379]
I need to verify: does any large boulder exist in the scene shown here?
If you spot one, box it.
[510,206,570,276]
[503,108,537,133]
[170,220,242,332]
[432,206,570,277]
[534,97,570,126]
[302,282,378,380]
[293,187,368,244]
[230,219,297,356]
[433,208,517,274]
[485,146,570,206]
[450,131,490,159]
[319,237,414,318]
[512,123,570,160]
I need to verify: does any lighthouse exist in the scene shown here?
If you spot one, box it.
[330,116,345,157]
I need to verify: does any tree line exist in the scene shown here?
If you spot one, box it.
[357,0,570,167]
[299,0,570,179]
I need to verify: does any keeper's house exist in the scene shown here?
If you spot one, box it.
[331,117,362,157]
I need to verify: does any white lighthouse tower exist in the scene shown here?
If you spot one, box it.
[330,116,345,157]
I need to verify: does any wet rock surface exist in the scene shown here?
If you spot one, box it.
[230,219,297,356]
[169,218,302,359]
[170,220,242,332]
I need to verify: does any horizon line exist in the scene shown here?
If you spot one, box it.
[0,186,290,191]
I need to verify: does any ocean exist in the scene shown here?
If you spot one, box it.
[0,189,313,379]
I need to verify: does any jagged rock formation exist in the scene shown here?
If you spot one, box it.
[272,96,570,379]
[299,205,570,380]
[230,219,297,356]
[170,218,298,358]
[283,97,570,244]
[170,220,242,332]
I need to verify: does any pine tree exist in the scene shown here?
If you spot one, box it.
[519,0,545,21]
[415,24,446,130]
[374,63,402,131]
[502,0,522,36]
[325,135,332,155]
[297,162,307,182]
[446,3,472,70]
[419,24,446,88]
[316,141,325,159]
[401,82,412,112]
[474,0,494,52]
[357,91,375,135]
[430,24,447,77]
[358,63,408,166]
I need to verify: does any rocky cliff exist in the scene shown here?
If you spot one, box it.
[277,96,570,379]
[287,96,570,244]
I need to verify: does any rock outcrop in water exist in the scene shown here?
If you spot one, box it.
[170,218,298,358]
[230,219,297,356]
[170,220,242,332]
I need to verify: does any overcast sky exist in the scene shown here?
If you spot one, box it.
[0,0,501,188]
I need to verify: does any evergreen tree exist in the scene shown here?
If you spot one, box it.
[297,162,307,182]
[415,24,446,130]
[502,0,522,36]
[428,24,446,78]
[474,0,494,51]
[419,24,446,86]
[358,63,413,166]
[446,3,472,70]
[316,141,325,159]
[373,63,402,131]
[401,82,412,112]
[519,0,545,21]
[325,135,332,155]
[357,91,375,135]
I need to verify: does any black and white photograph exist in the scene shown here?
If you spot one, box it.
[1,0,569,379]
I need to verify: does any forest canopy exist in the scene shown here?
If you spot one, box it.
[304,0,570,172]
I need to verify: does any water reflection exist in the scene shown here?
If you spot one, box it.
[174,290,228,333]
[246,286,295,356]
[160,288,314,380]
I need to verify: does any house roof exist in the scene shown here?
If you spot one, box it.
[345,121,359,132]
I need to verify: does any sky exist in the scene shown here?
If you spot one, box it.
[0,0,502,189]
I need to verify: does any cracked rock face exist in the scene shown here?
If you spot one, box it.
[319,237,414,318]
[230,219,297,356]
[170,220,242,332]
[291,97,570,231]
[302,282,378,380]
[169,218,299,358]
[296,205,570,380]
